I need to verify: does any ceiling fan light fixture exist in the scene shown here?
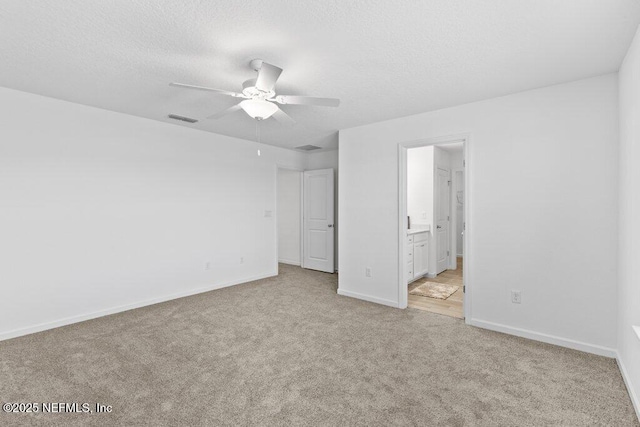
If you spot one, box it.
[170,60,339,125]
[239,99,278,120]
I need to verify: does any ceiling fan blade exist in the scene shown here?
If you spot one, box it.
[169,82,244,98]
[206,103,242,120]
[274,95,340,107]
[255,62,283,92]
[271,106,296,126]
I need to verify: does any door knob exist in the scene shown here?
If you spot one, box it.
[437,225,442,229]
[328,224,334,228]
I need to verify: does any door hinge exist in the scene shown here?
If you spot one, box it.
[447,250,450,256]
[463,160,466,167]
[463,286,466,293]
[447,215,450,221]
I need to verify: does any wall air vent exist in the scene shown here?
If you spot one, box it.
[168,114,198,123]
[295,145,322,151]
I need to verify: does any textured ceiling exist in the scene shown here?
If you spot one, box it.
[1,1,639,150]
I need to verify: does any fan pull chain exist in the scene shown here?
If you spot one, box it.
[255,119,262,156]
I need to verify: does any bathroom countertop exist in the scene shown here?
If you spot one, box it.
[408,226,430,235]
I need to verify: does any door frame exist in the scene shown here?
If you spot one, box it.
[275,165,304,273]
[397,133,472,321]
[450,168,464,268]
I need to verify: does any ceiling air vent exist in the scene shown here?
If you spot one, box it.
[168,114,198,123]
[295,145,322,151]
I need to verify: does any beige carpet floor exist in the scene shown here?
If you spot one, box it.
[0,264,637,426]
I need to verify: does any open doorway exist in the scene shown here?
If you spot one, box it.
[399,136,468,319]
[277,168,303,267]
[277,167,336,274]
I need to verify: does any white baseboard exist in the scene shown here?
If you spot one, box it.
[0,272,277,342]
[278,258,301,266]
[468,318,617,358]
[617,352,640,421]
[337,288,399,308]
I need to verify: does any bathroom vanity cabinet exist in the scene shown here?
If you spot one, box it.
[407,230,429,282]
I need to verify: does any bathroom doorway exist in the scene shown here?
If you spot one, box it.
[398,135,468,319]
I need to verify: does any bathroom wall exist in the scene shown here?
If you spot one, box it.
[407,146,434,229]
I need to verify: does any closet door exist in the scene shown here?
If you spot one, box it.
[302,169,334,273]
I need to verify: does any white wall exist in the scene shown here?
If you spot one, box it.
[277,169,301,265]
[339,74,619,355]
[450,150,464,171]
[0,87,306,340]
[618,25,640,415]
[407,146,434,228]
[306,150,339,271]
[306,150,338,171]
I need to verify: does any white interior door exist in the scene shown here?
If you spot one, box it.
[455,170,464,258]
[436,167,450,274]
[303,169,334,273]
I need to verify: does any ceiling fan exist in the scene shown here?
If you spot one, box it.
[169,59,340,125]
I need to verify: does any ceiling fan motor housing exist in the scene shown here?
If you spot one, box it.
[249,58,264,72]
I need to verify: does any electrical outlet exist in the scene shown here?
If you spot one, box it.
[511,290,522,304]
[240,257,244,264]
[204,262,211,271]
[365,267,372,277]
